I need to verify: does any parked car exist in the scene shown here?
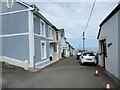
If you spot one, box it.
[79,52,97,65]
[76,52,81,60]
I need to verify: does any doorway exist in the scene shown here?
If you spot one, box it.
[100,39,107,68]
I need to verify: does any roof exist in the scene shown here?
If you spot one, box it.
[97,3,120,39]
[52,26,58,31]
[16,0,31,8]
[66,41,69,44]
[30,4,39,11]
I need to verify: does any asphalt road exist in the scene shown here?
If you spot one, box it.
[2,56,119,89]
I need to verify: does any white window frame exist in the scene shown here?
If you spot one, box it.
[52,29,55,40]
[48,26,52,39]
[41,41,46,60]
[6,0,14,8]
[40,19,46,37]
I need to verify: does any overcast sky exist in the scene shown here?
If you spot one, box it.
[22,0,119,51]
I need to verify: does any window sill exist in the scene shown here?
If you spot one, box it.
[41,57,47,60]
[41,35,46,37]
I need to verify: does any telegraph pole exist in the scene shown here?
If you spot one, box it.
[83,31,85,51]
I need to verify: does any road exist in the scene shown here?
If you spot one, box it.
[2,56,119,89]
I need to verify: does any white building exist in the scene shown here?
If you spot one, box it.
[97,3,120,80]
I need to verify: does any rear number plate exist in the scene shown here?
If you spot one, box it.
[87,59,92,60]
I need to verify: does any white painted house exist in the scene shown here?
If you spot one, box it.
[97,3,120,80]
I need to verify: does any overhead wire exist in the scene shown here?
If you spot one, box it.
[83,0,96,33]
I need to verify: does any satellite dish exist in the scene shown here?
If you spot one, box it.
[6,0,13,8]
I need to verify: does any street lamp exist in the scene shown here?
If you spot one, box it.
[83,31,85,51]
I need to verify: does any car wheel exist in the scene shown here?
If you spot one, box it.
[95,63,98,66]
[77,57,78,60]
[81,63,84,65]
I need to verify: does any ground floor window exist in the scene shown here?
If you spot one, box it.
[41,41,46,60]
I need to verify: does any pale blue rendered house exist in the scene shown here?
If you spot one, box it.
[0,0,59,69]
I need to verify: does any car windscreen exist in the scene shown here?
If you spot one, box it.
[83,53,95,56]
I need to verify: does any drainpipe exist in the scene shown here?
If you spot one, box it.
[28,7,35,68]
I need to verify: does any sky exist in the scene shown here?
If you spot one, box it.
[22,0,119,51]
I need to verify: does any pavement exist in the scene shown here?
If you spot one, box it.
[35,59,59,69]
[1,56,120,89]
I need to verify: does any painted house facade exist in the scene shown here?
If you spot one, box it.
[49,26,61,60]
[65,41,70,57]
[97,3,120,80]
[0,0,75,69]
[65,41,75,57]
[69,45,75,56]
[0,0,58,69]
[59,29,67,58]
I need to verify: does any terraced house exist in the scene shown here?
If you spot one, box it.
[0,0,75,69]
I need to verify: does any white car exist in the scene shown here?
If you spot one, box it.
[79,52,97,65]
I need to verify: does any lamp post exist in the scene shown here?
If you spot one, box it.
[83,32,85,51]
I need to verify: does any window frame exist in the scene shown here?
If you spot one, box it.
[48,26,52,39]
[40,19,46,37]
[52,29,55,40]
[6,0,14,8]
[41,40,47,60]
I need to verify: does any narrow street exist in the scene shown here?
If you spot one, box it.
[2,56,119,88]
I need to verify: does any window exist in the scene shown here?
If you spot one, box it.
[83,53,95,56]
[40,19,45,36]
[41,41,46,59]
[48,26,52,39]
[6,0,13,8]
[52,29,54,40]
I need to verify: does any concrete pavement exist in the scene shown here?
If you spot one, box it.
[2,56,120,88]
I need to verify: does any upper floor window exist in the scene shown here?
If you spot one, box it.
[6,0,13,8]
[48,26,52,39]
[40,19,45,37]
[52,29,55,40]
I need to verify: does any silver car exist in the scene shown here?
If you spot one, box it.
[79,52,97,65]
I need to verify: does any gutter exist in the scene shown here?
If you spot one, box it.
[0,7,34,16]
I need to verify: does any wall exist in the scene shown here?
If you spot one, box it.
[34,14,49,38]
[99,12,119,79]
[2,35,29,61]
[34,36,50,63]
[1,1,29,62]
[34,15,40,35]
[2,1,28,13]
[118,10,120,80]
[33,14,51,63]
[0,1,2,57]
[2,11,28,35]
